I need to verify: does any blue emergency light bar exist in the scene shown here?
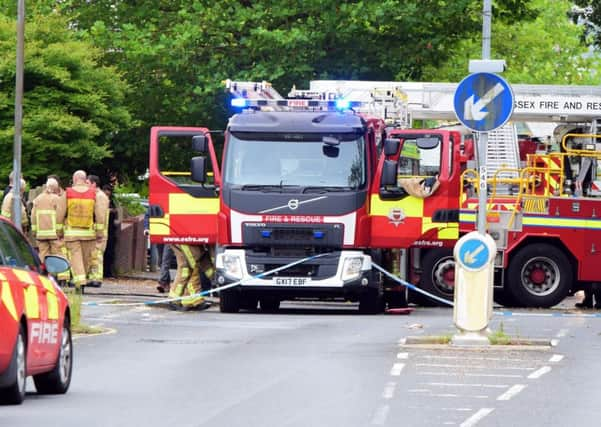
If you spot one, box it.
[230,97,361,111]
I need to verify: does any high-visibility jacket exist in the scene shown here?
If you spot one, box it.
[64,185,104,241]
[94,189,110,238]
[31,191,66,240]
[1,192,29,227]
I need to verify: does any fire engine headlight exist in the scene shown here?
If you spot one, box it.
[342,257,364,281]
[221,254,243,279]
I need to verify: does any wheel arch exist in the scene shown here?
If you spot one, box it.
[506,236,578,289]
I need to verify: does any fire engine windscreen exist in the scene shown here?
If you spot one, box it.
[224,133,366,188]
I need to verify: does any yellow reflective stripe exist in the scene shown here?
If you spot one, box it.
[2,210,11,218]
[56,224,63,230]
[31,225,38,231]
[369,194,424,217]
[36,230,58,238]
[169,193,219,214]
[181,267,190,279]
[1,280,18,321]
[40,277,59,320]
[24,285,39,319]
[181,246,195,267]
[64,228,95,237]
[149,215,170,236]
[95,223,105,231]
[13,270,35,284]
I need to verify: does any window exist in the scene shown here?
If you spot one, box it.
[0,222,40,271]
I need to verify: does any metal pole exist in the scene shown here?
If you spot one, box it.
[477,0,492,235]
[12,0,25,230]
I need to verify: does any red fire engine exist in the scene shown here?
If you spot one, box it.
[149,81,408,313]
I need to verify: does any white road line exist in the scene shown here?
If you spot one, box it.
[528,366,552,379]
[555,328,568,338]
[416,363,535,371]
[460,408,494,427]
[549,354,564,363]
[423,382,508,389]
[371,404,390,425]
[419,372,523,378]
[408,391,488,399]
[382,382,396,399]
[397,352,409,359]
[390,363,405,376]
[497,384,526,401]
[418,355,530,362]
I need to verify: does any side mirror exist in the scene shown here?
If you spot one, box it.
[192,135,208,153]
[191,156,207,183]
[383,139,400,156]
[44,255,70,275]
[416,136,440,150]
[380,160,397,186]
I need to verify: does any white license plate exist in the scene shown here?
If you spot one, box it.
[273,277,311,286]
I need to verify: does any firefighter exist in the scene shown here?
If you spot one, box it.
[1,178,29,230]
[30,177,66,262]
[86,175,109,288]
[64,170,106,293]
[168,244,212,310]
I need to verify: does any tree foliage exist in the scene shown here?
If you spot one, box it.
[0,11,132,186]
[53,0,537,177]
[422,0,601,84]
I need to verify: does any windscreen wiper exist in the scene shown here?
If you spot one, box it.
[302,186,354,194]
[240,184,301,192]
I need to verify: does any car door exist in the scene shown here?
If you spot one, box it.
[0,222,52,368]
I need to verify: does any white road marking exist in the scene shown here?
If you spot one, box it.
[382,382,396,399]
[397,352,409,359]
[497,384,526,401]
[419,372,523,378]
[555,328,568,338]
[460,408,494,427]
[417,355,530,363]
[390,363,405,376]
[549,354,564,363]
[408,390,488,399]
[423,382,508,389]
[371,404,390,425]
[416,363,534,371]
[528,366,552,379]
[550,339,559,347]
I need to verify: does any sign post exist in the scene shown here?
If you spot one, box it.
[451,0,512,345]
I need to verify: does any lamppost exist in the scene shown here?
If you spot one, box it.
[12,0,24,230]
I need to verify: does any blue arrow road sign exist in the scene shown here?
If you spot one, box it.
[453,72,514,132]
[457,237,490,271]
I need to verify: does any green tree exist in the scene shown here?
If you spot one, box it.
[53,0,536,176]
[0,12,132,186]
[422,0,601,84]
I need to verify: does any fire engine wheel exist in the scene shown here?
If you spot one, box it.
[506,244,571,308]
[219,288,241,313]
[0,324,26,405]
[418,249,455,307]
[259,297,280,312]
[34,318,73,394]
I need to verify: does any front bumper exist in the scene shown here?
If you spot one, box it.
[215,249,374,299]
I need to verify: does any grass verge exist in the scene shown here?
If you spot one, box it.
[67,292,104,334]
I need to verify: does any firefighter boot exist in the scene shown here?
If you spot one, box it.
[180,283,210,311]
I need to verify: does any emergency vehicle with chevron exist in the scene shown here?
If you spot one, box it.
[342,79,601,308]
[0,216,72,405]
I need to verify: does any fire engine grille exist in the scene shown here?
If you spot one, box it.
[272,228,314,241]
[242,223,344,247]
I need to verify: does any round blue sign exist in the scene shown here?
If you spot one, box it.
[457,238,491,271]
[453,73,514,132]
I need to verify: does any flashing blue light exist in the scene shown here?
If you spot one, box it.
[261,230,272,238]
[335,99,350,110]
[313,230,325,239]
[231,98,247,108]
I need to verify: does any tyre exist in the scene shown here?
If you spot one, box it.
[259,297,280,312]
[418,249,455,307]
[34,318,73,394]
[241,296,259,311]
[219,288,241,313]
[493,289,521,308]
[385,290,408,309]
[359,288,384,314]
[506,244,571,308]
[0,324,26,405]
